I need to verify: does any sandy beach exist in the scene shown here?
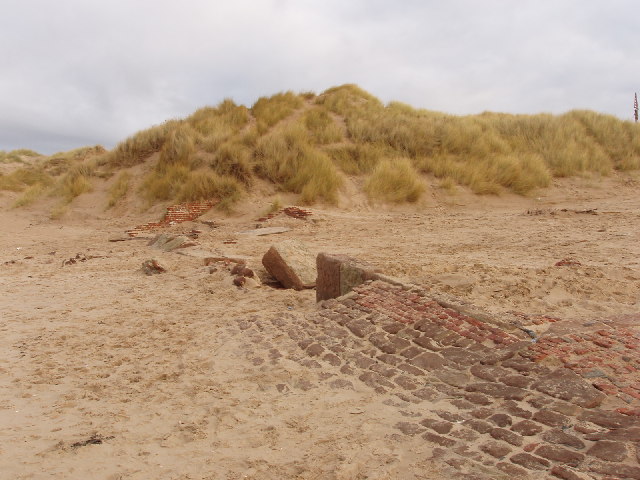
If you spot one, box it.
[1,174,639,479]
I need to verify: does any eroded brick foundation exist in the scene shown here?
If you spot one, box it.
[273,279,640,479]
[125,200,217,237]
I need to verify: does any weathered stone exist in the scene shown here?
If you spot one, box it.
[450,398,475,410]
[528,395,554,408]
[322,353,341,366]
[463,419,493,434]
[394,375,418,390]
[316,253,349,302]
[300,359,321,369]
[368,332,388,350]
[578,409,639,429]
[340,261,381,300]
[588,462,640,479]
[149,234,190,251]
[502,400,533,419]
[542,429,585,449]
[395,422,425,436]
[397,363,424,376]
[489,414,513,428]
[470,364,510,382]
[480,440,513,459]
[412,387,440,401]
[584,426,640,442]
[510,452,551,470]
[496,462,529,476]
[480,348,517,365]
[434,383,462,397]
[350,352,376,369]
[470,407,493,419]
[549,401,581,417]
[422,431,456,447]
[440,347,482,366]
[262,240,316,290]
[444,457,467,470]
[434,367,470,387]
[550,465,590,480]
[464,392,493,405]
[435,410,465,423]
[420,418,453,434]
[345,319,375,338]
[358,371,395,390]
[510,420,544,436]
[412,333,442,352]
[297,338,314,350]
[502,357,548,374]
[449,428,479,442]
[370,333,410,354]
[328,378,353,389]
[377,353,403,366]
[586,440,628,462]
[409,352,447,371]
[532,368,606,408]
[387,335,411,352]
[340,364,355,375]
[465,382,528,400]
[535,445,584,467]
[533,409,570,427]
[400,345,424,359]
[316,253,380,301]
[141,259,167,275]
[381,322,404,334]
[369,363,397,378]
[500,374,533,388]
[413,321,447,337]
[324,325,349,340]
[490,427,523,446]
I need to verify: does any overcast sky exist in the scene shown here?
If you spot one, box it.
[1,0,639,154]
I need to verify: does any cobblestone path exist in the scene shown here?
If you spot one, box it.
[235,280,639,479]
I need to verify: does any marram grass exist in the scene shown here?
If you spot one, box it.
[3,84,640,210]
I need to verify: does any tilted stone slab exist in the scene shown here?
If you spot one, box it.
[262,240,316,290]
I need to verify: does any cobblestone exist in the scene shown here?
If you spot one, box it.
[585,440,628,462]
[535,445,584,467]
[271,279,640,480]
[510,452,551,470]
[541,429,585,450]
[480,440,513,459]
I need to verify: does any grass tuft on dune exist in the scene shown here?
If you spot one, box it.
[3,84,640,211]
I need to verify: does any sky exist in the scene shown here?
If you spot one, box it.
[1,0,639,154]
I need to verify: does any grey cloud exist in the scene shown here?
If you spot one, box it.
[1,0,638,153]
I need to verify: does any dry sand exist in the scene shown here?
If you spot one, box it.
[1,174,639,479]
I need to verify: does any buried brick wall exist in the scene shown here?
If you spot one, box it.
[125,200,217,237]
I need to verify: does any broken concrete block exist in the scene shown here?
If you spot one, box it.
[316,253,350,301]
[316,253,380,301]
[262,240,316,290]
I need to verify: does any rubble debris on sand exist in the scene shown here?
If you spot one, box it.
[142,259,166,275]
